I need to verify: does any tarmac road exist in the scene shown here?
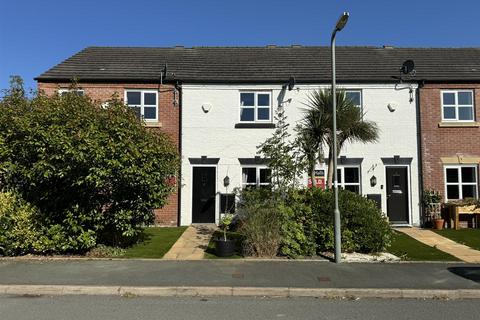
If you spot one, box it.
[1,294,479,320]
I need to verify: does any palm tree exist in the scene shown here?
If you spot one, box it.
[299,89,379,188]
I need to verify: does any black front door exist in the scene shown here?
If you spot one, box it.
[192,167,216,223]
[386,166,409,223]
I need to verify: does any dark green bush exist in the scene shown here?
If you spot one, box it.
[0,80,179,253]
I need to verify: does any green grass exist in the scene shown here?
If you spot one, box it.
[122,227,187,259]
[204,230,244,259]
[434,229,480,251]
[387,231,459,261]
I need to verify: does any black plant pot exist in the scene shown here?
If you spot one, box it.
[215,238,236,257]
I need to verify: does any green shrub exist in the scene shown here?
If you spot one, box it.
[0,79,179,253]
[237,188,283,257]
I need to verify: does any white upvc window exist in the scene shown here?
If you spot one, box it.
[345,90,362,110]
[336,166,361,194]
[444,165,478,201]
[441,90,475,122]
[239,92,272,122]
[241,166,272,188]
[125,90,158,122]
[58,88,84,96]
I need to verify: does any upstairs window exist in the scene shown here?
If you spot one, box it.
[345,90,362,110]
[242,166,271,189]
[240,92,271,122]
[442,90,474,122]
[444,165,478,201]
[125,90,158,122]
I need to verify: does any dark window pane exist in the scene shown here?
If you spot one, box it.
[337,169,342,183]
[131,106,141,119]
[240,108,254,121]
[443,92,455,105]
[240,93,254,106]
[344,185,360,194]
[346,91,361,106]
[144,107,156,119]
[462,185,477,199]
[461,167,477,183]
[258,94,270,106]
[144,92,156,105]
[257,108,270,120]
[458,91,473,105]
[458,107,473,121]
[344,167,359,183]
[443,106,456,119]
[127,91,141,105]
[446,168,459,182]
[260,168,271,184]
[242,168,256,184]
[447,185,460,200]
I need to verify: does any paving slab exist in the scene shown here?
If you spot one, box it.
[163,224,217,260]
[397,227,480,263]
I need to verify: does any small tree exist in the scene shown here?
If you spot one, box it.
[0,79,179,249]
[257,107,304,192]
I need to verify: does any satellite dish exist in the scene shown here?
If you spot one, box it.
[401,60,415,75]
[288,76,296,91]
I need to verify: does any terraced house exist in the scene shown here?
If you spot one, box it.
[36,46,480,227]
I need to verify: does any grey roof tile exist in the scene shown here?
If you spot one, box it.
[36,46,480,83]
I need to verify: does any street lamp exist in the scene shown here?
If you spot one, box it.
[331,11,349,264]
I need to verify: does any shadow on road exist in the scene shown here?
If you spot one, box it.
[448,267,480,283]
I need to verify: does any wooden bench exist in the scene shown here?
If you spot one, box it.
[448,205,480,230]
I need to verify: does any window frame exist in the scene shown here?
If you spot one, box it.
[124,89,158,122]
[345,89,363,111]
[241,166,271,189]
[239,91,272,123]
[444,164,479,201]
[441,90,475,122]
[336,166,362,194]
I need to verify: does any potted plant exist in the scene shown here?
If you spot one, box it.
[423,189,443,230]
[215,213,236,257]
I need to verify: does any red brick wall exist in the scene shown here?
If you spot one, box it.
[419,83,480,199]
[37,82,180,226]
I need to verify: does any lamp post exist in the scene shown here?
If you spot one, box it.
[331,12,349,264]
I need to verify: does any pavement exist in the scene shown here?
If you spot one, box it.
[397,227,480,263]
[163,224,217,260]
[0,259,479,299]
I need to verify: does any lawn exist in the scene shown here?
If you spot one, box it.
[122,227,187,259]
[204,230,244,259]
[434,229,480,251]
[387,231,459,261]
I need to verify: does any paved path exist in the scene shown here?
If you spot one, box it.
[163,224,217,260]
[397,228,480,263]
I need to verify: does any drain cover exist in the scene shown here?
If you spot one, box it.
[317,276,331,282]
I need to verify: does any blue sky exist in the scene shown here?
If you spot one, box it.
[1,0,479,91]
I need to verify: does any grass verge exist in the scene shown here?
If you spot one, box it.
[204,230,244,259]
[122,227,187,259]
[434,229,480,251]
[387,230,459,261]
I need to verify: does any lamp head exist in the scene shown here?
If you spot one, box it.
[335,12,350,31]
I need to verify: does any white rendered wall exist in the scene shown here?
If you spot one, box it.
[180,83,420,226]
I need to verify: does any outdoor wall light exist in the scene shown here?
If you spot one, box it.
[370,175,377,187]
[223,175,230,188]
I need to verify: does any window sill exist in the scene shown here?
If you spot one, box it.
[145,122,162,128]
[234,123,275,129]
[438,122,480,128]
